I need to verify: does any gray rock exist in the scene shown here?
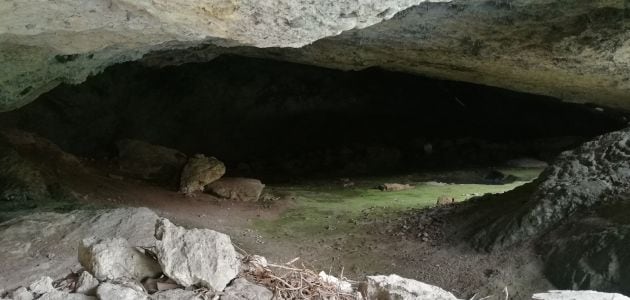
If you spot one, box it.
[366,274,460,300]
[154,218,240,291]
[532,290,630,300]
[116,139,187,186]
[39,291,96,300]
[97,282,148,300]
[205,178,265,202]
[75,271,99,295]
[10,287,33,300]
[0,207,159,290]
[180,155,226,195]
[221,278,272,300]
[475,127,630,249]
[78,237,162,281]
[150,289,202,300]
[28,277,55,295]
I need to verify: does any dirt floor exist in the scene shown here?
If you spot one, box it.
[25,156,554,300]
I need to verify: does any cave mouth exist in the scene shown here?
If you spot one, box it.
[1,54,627,182]
[1,54,629,295]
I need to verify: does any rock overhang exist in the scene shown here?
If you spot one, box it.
[1,0,629,112]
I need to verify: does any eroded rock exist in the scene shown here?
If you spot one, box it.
[205,177,265,202]
[179,155,226,195]
[10,287,33,300]
[39,291,96,300]
[28,277,55,295]
[78,237,162,281]
[96,281,148,300]
[75,271,100,295]
[116,139,188,186]
[150,289,202,300]
[154,218,240,291]
[366,274,460,300]
[0,207,159,290]
[221,278,272,300]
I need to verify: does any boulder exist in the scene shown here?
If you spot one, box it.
[154,218,240,291]
[39,291,96,300]
[28,277,55,295]
[10,287,33,300]
[179,154,226,195]
[205,178,265,202]
[75,271,99,295]
[532,290,630,300]
[0,208,159,290]
[318,271,353,294]
[221,278,273,300]
[78,237,162,281]
[365,274,460,300]
[377,183,413,192]
[436,196,455,206]
[116,139,188,186]
[150,289,202,300]
[97,282,148,300]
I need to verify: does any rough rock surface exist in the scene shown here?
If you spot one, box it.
[96,282,148,300]
[366,274,460,300]
[221,278,273,300]
[205,177,265,202]
[179,155,226,195]
[116,139,188,186]
[149,289,202,300]
[0,0,443,111]
[75,271,100,296]
[154,218,240,291]
[532,290,630,300]
[78,237,162,281]
[39,291,96,300]
[146,1,630,109]
[474,127,630,249]
[0,208,159,290]
[10,287,33,300]
[28,277,55,295]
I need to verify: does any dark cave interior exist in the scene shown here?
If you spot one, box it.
[0,55,627,182]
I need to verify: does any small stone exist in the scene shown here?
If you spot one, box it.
[366,274,460,300]
[377,183,413,192]
[97,282,148,300]
[221,278,272,300]
[75,271,100,295]
[150,289,202,300]
[29,276,55,295]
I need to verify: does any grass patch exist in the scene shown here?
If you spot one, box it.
[255,168,544,240]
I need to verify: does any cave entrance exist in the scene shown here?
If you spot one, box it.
[0,54,627,294]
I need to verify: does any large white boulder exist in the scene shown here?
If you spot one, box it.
[154,218,240,291]
[366,274,460,300]
[0,208,159,290]
[78,237,162,281]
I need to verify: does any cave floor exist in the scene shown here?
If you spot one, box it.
[28,159,554,298]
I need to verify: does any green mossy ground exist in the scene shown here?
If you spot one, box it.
[255,168,544,240]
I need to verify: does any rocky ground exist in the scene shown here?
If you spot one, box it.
[1,127,630,298]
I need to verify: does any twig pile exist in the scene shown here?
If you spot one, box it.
[242,255,360,300]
